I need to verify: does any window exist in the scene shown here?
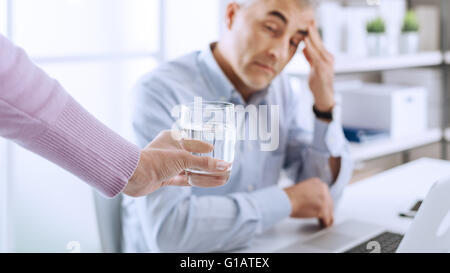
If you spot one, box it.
[164,0,221,59]
[0,0,6,34]
[12,0,160,57]
[5,0,162,252]
[3,0,224,252]
[0,0,10,254]
[0,138,7,253]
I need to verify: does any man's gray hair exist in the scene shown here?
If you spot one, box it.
[232,0,316,8]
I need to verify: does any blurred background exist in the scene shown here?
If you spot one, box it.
[1,0,450,252]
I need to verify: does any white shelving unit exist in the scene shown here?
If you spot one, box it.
[286,51,446,162]
[445,51,450,64]
[444,52,450,152]
[443,128,450,142]
[334,51,443,74]
[350,129,443,162]
[286,51,444,76]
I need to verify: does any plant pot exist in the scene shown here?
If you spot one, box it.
[367,33,388,57]
[400,32,419,54]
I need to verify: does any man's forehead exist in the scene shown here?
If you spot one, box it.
[249,0,315,25]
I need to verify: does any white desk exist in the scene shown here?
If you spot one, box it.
[239,158,450,253]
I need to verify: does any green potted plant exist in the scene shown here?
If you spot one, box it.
[400,10,420,54]
[366,17,388,56]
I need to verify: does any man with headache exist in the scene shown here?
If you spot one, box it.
[122,0,353,253]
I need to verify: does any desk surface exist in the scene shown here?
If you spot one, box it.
[239,158,450,253]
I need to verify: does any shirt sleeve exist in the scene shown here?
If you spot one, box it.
[124,77,292,252]
[130,184,291,253]
[0,33,140,197]
[283,77,354,204]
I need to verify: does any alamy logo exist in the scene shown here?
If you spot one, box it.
[367,241,381,253]
[66,241,81,253]
[171,97,280,152]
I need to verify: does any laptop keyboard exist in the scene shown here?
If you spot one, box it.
[345,232,404,253]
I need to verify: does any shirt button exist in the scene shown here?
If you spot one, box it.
[248,184,255,192]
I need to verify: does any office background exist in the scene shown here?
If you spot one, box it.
[1,0,450,252]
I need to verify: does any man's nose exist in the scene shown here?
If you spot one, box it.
[266,39,289,63]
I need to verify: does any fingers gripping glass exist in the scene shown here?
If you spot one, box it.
[178,101,236,187]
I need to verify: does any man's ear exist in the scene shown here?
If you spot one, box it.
[225,2,241,30]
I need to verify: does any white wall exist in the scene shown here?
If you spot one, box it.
[164,0,222,60]
[12,0,160,57]
[0,140,8,253]
[0,0,6,34]
[5,0,160,252]
[2,0,224,252]
[0,0,9,253]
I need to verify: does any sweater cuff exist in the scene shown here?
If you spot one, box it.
[30,97,141,197]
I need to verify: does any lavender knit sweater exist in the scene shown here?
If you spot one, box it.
[0,34,141,197]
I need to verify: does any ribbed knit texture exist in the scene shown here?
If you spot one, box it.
[0,33,141,197]
[31,98,141,197]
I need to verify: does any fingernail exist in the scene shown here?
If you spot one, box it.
[216,161,229,171]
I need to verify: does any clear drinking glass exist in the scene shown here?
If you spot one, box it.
[178,101,236,187]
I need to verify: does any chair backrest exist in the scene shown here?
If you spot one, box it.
[93,192,123,253]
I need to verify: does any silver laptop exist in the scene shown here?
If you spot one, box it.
[278,177,450,253]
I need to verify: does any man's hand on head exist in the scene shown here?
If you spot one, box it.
[303,21,336,115]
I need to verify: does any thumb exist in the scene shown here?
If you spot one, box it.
[182,153,231,173]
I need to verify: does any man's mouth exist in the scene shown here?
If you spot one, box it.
[253,61,276,75]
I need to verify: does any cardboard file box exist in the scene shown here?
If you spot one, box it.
[338,83,427,139]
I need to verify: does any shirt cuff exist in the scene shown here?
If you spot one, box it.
[249,186,292,234]
[312,118,347,157]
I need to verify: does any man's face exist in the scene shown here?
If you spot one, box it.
[224,0,314,91]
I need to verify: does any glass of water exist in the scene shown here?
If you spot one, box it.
[178,101,236,187]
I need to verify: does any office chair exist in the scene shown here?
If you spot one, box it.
[93,192,123,253]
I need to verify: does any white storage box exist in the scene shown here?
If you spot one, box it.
[338,83,427,139]
[382,68,441,129]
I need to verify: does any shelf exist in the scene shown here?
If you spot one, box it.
[350,128,443,162]
[445,51,450,65]
[286,51,444,76]
[444,128,450,141]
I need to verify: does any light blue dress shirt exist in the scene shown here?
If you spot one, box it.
[121,44,354,253]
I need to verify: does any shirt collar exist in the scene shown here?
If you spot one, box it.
[198,43,235,102]
[198,43,270,106]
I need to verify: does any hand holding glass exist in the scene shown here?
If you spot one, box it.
[179,101,236,187]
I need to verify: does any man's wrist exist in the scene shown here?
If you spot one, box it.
[313,98,335,111]
[313,104,334,122]
[313,91,335,112]
[283,187,296,217]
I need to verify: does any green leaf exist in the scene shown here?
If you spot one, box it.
[366,17,386,33]
[402,10,420,33]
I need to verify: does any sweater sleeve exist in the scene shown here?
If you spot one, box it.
[0,33,141,197]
